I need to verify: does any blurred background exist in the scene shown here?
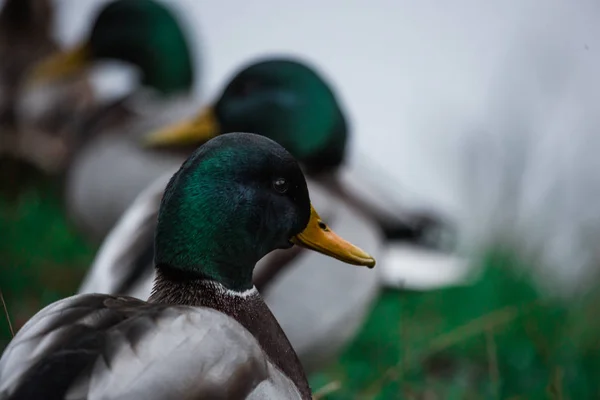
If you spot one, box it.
[2,0,600,398]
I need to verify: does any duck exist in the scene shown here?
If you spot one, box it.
[78,58,442,370]
[26,0,199,241]
[0,132,376,400]
[0,0,95,176]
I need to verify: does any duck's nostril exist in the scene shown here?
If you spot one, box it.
[318,221,328,231]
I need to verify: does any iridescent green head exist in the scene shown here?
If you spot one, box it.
[145,59,348,175]
[28,0,194,95]
[154,132,374,291]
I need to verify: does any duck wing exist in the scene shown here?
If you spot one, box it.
[0,294,302,400]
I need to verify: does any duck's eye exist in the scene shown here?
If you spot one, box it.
[272,177,289,194]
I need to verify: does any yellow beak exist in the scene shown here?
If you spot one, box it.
[26,44,91,86]
[144,107,220,147]
[291,205,376,268]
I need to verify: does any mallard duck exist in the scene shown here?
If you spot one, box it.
[27,0,198,241]
[0,132,375,399]
[0,0,95,174]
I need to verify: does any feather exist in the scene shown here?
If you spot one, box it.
[0,294,302,399]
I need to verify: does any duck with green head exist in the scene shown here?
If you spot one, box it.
[80,57,445,370]
[0,132,375,400]
[146,58,347,175]
[29,0,194,94]
[27,0,201,241]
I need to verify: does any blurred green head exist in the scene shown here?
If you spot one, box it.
[145,58,348,174]
[28,0,194,95]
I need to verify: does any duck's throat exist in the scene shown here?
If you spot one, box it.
[148,266,312,399]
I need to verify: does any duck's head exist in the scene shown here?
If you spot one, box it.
[27,0,194,95]
[155,132,374,291]
[145,59,348,175]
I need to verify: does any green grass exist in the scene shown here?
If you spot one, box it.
[2,169,600,399]
[0,161,96,349]
[310,252,600,399]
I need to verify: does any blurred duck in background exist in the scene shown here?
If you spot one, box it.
[78,58,459,371]
[0,0,94,177]
[28,0,199,242]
